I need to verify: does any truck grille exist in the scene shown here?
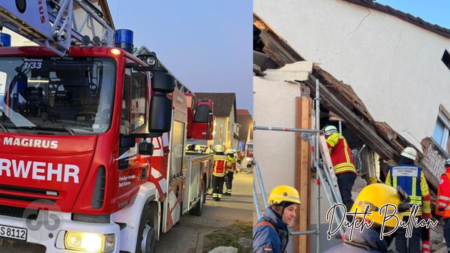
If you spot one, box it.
[0,185,59,204]
[0,205,39,220]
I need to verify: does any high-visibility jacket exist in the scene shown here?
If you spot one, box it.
[226,156,236,173]
[212,154,227,177]
[436,167,450,218]
[326,133,356,175]
[385,164,431,217]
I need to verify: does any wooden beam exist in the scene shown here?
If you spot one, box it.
[295,97,311,253]
[304,76,396,160]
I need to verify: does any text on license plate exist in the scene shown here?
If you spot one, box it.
[0,225,27,241]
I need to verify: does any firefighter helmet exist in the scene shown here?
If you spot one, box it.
[214,145,224,153]
[350,184,409,228]
[445,158,450,167]
[324,125,338,136]
[401,147,417,160]
[268,185,301,206]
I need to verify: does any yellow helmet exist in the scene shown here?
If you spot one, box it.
[268,185,301,205]
[350,184,409,228]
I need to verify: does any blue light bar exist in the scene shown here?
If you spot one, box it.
[114,29,133,53]
[0,33,11,47]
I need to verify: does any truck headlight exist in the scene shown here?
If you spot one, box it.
[64,232,115,253]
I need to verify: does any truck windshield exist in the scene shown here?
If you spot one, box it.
[0,57,116,135]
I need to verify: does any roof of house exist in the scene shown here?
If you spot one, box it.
[343,0,450,39]
[237,109,251,116]
[195,93,237,120]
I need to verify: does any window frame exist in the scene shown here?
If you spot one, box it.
[122,60,148,134]
[434,106,450,153]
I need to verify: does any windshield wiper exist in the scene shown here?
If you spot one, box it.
[14,126,75,135]
[0,123,8,133]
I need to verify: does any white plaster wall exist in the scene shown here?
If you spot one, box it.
[253,76,302,193]
[254,0,450,149]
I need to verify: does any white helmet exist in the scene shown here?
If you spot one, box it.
[324,125,338,136]
[445,158,450,167]
[401,147,417,160]
[214,145,224,153]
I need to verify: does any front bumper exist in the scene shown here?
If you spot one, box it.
[0,211,121,253]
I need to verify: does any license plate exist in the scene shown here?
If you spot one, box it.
[0,225,27,241]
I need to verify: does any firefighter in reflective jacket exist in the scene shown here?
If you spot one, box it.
[385,147,432,253]
[253,185,300,253]
[224,149,237,196]
[212,145,227,201]
[436,158,450,253]
[324,125,357,214]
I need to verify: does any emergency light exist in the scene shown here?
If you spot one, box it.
[0,33,11,47]
[115,29,134,53]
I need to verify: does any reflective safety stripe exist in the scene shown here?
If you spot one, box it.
[440,196,450,201]
[393,176,397,188]
[412,177,417,196]
[342,137,351,163]
[439,202,447,207]
[254,221,275,230]
[334,163,355,169]
[334,162,356,174]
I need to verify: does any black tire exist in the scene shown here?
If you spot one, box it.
[135,205,157,253]
[191,183,205,216]
[203,177,207,204]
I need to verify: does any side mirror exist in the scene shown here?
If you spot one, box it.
[152,72,175,93]
[149,93,173,133]
[139,141,154,156]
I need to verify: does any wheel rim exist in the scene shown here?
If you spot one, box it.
[141,224,156,252]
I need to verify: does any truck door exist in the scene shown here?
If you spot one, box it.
[117,66,149,197]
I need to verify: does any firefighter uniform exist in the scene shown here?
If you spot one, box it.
[224,152,237,196]
[385,147,431,253]
[212,153,227,201]
[325,129,357,213]
[436,163,450,253]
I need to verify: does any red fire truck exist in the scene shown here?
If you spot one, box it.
[0,1,214,252]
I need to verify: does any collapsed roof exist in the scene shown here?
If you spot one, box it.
[253,12,445,195]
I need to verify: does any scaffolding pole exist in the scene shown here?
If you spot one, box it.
[314,79,321,253]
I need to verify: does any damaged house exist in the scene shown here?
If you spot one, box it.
[253,1,450,252]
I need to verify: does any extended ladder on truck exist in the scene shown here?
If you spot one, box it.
[0,0,114,56]
[252,79,348,253]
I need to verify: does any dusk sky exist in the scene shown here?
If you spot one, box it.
[376,0,450,28]
[108,0,253,113]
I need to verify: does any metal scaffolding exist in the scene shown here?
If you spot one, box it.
[253,79,347,253]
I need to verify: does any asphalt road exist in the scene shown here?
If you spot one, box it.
[156,172,253,253]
